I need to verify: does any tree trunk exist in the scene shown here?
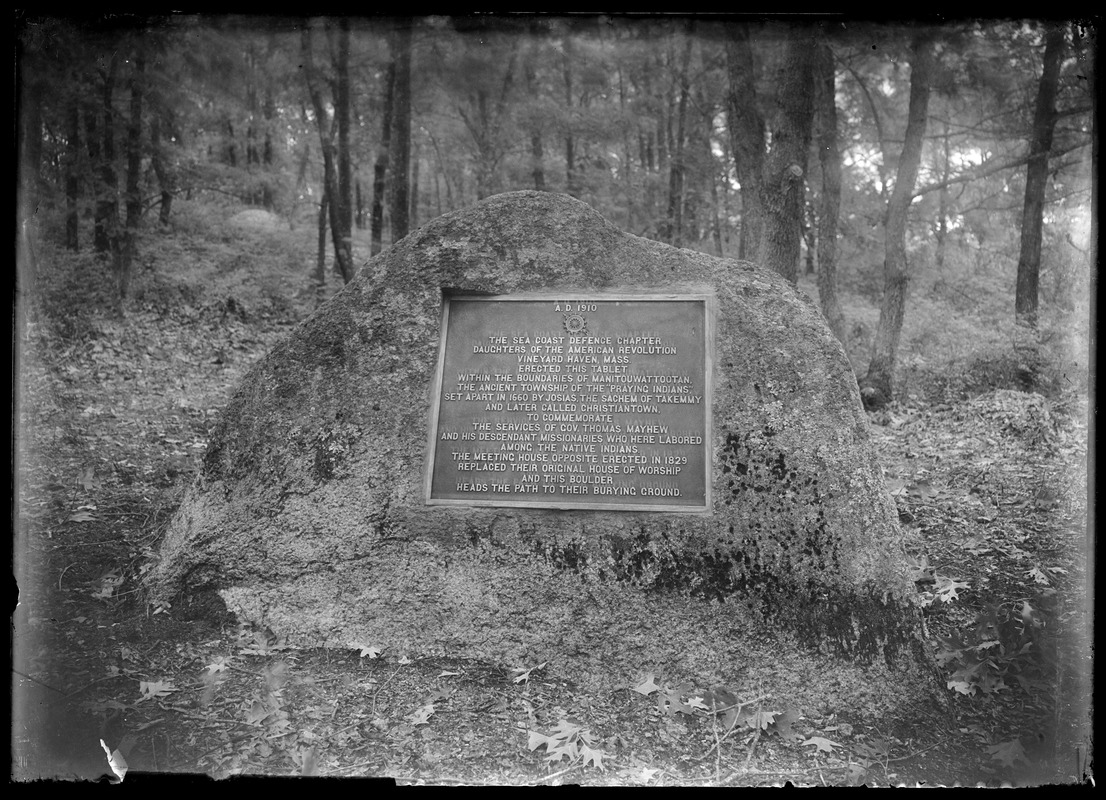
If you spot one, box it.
[150,111,177,227]
[355,175,365,230]
[65,102,80,251]
[119,52,145,300]
[563,38,578,198]
[332,18,354,282]
[18,71,43,288]
[409,138,421,230]
[262,83,276,210]
[664,35,694,246]
[303,27,351,282]
[372,59,396,255]
[96,57,120,257]
[389,21,413,243]
[316,185,328,306]
[935,120,951,270]
[1014,26,1064,392]
[755,30,815,283]
[724,26,766,261]
[84,98,104,250]
[860,34,937,409]
[525,39,546,191]
[814,42,846,343]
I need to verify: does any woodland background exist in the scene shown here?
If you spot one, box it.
[15,15,1095,401]
[12,14,1095,785]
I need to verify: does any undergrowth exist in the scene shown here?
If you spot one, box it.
[13,215,1093,786]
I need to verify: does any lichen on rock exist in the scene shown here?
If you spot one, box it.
[150,190,936,714]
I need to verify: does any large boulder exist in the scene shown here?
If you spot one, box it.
[151,191,934,713]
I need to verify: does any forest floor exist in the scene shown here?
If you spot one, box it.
[12,212,1093,787]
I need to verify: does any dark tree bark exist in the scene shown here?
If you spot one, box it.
[316,184,329,304]
[389,21,413,242]
[524,38,546,191]
[84,97,104,250]
[1014,26,1065,391]
[860,33,937,409]
[371,59,396,255]
[303,27,352,283]
[724,26,766,261]
[262,84,276,209]
[65,102,80,251]
[755,29,815,283]
[934,120,951,271]
[95,56,120,257]
[355,175,365,229]
[663,34,694,246]
[409,137,420,230]
[333,18,354,281]
[150,107,179,227]
[813,42,846,343]
[119,51,145,300]
[225,120,237,167]
[563,38,578,198]
[17,65,44,287]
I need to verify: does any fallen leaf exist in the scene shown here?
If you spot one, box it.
[632,674,661,696]
[528,731,552,752]
[802,736,841,754]
[407,702,435,726]
[512,661,547,684]
[580,744,605,770]
[204,657,229,675]
[138,679,177,702]
[99,739,128,782]
[986,739,1030,768]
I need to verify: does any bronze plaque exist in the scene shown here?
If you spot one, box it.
[425,293,712,511]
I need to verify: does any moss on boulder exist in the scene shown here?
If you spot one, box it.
[150,191,937,714]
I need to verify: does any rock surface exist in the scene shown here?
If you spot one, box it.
[151,191,934,713]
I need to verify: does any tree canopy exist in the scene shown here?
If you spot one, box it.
[15,15,1095,403]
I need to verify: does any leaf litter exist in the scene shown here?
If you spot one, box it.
[13,242,1091,786]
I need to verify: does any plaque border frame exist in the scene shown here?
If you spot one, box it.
[423,289,715,513]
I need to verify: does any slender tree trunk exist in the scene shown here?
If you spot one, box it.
[563,39,578,198]
[85,98,105,251]
[814,42,846,343]
[316,186,328,305]
[372,60,396,255]
[150,111,178,227]
[262,83,276,210]
[355,175,365,230]
[409,138,420,230]
[525,39,546,191]
[1014,26,1064,392]
[303,26,352,283]
[935,120,951,270]
[18,72,43,288]
[333,18,354,282]
[225,120,237,167]
[389,21,413,242]
[724,26,766,261]
[119,52,145,300]
[861,34,937,409]
[65,102,80,250]
[664,35,694,246]
[96,57,120,257]
[755,29,815,283]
